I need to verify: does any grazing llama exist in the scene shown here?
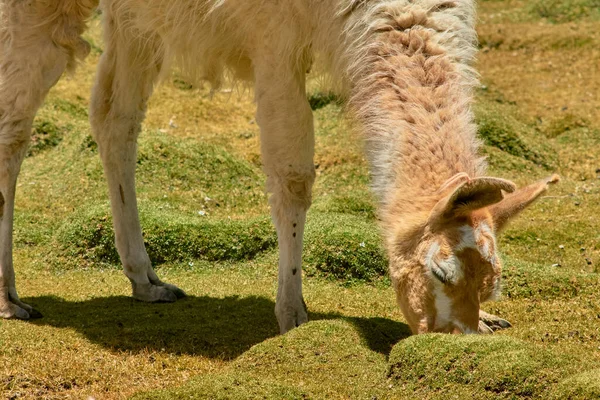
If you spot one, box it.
[0,0,557,334]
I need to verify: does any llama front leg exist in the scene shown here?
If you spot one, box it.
[254,62,315,334]
[0,13,75,318]
[90,25,184,303]
[0,116,40,319]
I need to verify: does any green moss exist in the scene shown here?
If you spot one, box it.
[388,334,582,398]
[173,77,195,91]
[51,98,89,119]
[54,205,388,282]
[133,131,266,214]
[55,204,277,267]
[303,213,387,282]
[549,35,594,50]
[80,135,98,152]
[481,145,540,173]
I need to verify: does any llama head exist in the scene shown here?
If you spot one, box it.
[393,173,559,334]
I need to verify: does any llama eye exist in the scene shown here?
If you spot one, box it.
[430,262,449,284]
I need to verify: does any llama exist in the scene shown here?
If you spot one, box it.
[0,0,557,334]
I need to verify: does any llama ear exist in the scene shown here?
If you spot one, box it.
[489,174,560,232]
[429,177,517,224]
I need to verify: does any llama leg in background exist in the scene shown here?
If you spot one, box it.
[254,59,315,334]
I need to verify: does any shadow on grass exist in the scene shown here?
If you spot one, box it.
[24,295,410,359]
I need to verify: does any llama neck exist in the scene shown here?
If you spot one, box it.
[347,25,485,215]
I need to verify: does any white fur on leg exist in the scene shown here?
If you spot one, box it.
[89,21,184,303]
[0,12,69,318]
[274,209,309,333]
[254,56,315,334]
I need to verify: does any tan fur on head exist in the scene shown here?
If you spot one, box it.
[389,174,558,334]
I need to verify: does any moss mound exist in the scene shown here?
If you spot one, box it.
[303,213,387,281]
[312,193,376,219]
[55,206,388,282]
[555,369,600,399]
[475,101,556,170]
[545,113,589,138]
[133,372,307,400]
[135,320,386,399]
[55,204,277,266]
[135,131,262,194]
[500,257,599,300]
[530,0,600,23]
[388,334,579,398]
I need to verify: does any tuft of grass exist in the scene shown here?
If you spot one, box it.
[388,334,586,398]
[28,120,65,157]
[308,92,340,111]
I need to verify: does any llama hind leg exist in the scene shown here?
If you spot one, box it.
[90,23,184,302]
[254,62,315,334]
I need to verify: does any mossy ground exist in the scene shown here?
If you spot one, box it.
[2,2,600,399]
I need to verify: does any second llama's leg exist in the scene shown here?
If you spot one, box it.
[90,17,184,302]
[254,61,315,334]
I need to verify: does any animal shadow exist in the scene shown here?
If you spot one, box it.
[25,295,410,359]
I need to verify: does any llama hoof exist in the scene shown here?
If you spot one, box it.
[479,310,511,332]
[0,301,41,320]
[276,298,308,334]
[161,282,187,299]
[478,320,494,334]
[0,290,42,320]
[28,307,44,319]
[131,281,184,303]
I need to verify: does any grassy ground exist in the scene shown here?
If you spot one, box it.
[2,1,600,399]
